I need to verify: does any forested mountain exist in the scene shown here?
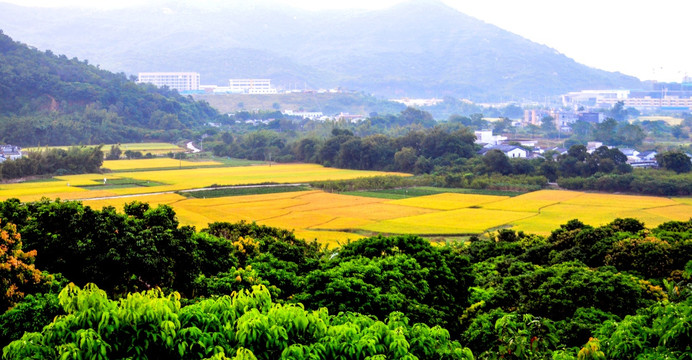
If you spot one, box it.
[0,0,641,100]
[0,31,218,146]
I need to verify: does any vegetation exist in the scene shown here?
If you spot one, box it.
[0,146,104,180]
[0,31,218,146]
[0,197,690,359]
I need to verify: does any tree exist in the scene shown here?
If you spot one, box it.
[3,284,475,360]
[656,151,692,173]
[541,116,556,133]
[609,101,627,121]
[483,149,512,175]
[105,144,121,160]
[0,220,42,310]
[394,147,417,173]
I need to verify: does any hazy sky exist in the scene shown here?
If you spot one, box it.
[2,0,689,82]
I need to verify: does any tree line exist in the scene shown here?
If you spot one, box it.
[0,146,103,180]
[1,198,690,358]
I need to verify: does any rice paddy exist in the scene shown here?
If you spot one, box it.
[0,163,406,201]
[23,142,185,155]
[3,155,691,245]
[102,158,222,171]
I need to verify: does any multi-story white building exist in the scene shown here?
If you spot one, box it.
[228,79,277,94]
[137,72,200,92]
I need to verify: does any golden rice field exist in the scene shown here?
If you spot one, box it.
[102,158,222,171]
[23,142,185,155]
[3,157,692,245]
[76,187,692,246]
[387,193,509,210]
[0,163,407,202]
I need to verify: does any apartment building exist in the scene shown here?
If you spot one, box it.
[137,72,201,92]
[228,79,277,94]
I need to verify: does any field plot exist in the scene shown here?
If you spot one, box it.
[561,193,679,209]
[102,158,221,171]
[511,203,675,234]
[387,193,509,210]
[644,204,692,222]
[0,164,406,202]
[360,208,535,235]
[23,142,184,155]
[673,197,692,206]
[482,190,584,212]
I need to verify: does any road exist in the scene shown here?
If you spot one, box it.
[186,141,201,153]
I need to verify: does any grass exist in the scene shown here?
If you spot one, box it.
[182,185,311,198]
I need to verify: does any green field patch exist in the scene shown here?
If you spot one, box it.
[182,185,311,198]
[78,178,164,190]
[343,186,523,199]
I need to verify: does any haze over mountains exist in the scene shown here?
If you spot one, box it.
[0,0,641,101]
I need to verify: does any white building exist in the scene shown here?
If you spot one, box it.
[228,79,277,94]
[283,110,324,120]
[474,130,507,146]
[137,72,201,92]
[478,145,528,158]
[0,145,22,163]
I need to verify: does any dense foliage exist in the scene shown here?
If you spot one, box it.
[3,284,473,360]
[0,198,690,359]
[0,31,218,146]
[558,168,692,196]
[0,146,103,180]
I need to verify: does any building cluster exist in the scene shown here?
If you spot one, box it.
[0,145,22,163]
[136,72,346,95]
[473,132,667,168]
[136,72,201,92]
[279,111,365,123]
[136,72,279,94]
[562,77,692,111]
[389,98,444,107]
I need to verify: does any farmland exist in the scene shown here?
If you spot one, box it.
[2,156,691,245]
[78,187,692,246]
[0,162,407,202]
[23,142,186,155]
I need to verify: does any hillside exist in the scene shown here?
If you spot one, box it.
[194,92,405,116]
[0,0,641,101]
[0,31,218,147]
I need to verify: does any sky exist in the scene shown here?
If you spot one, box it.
[1,0,690,83]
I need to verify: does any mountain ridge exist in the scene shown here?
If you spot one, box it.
[0,0,641,100]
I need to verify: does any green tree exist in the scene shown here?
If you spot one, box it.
[656,151,692,173]
[483,149,512,175]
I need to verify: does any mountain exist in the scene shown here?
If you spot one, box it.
[0,31,217,146]
[0,0,641,100]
